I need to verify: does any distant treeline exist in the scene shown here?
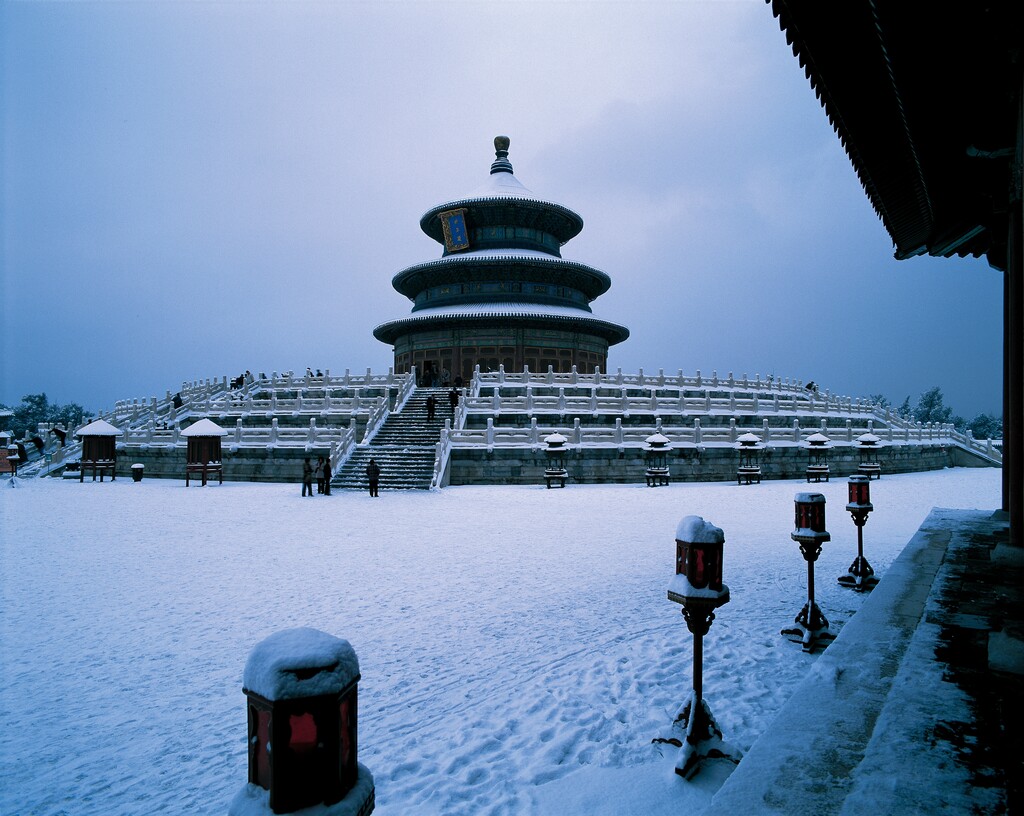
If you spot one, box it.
[868,386,1002,440]
[0,393,92,440]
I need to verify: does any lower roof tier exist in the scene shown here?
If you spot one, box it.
[391,251,612,300]
[373,302,630,346]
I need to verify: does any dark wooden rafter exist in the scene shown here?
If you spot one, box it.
[768,0,1020,269]
[768,0,1022,542]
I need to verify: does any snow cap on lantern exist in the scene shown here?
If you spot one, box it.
[543,432,568,450]
[734,432,764,449]
[643,432,671,451]
[668,516,729,604]
[239,628,364,815]
[802,431,832,448]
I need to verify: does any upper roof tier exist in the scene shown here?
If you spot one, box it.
[419,137,585,252]
[391,249,612,301]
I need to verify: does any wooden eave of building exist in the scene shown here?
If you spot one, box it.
[420,197,585,246]
[391,256,613,300]
[372,310,630,346]
[768,0,1021,271]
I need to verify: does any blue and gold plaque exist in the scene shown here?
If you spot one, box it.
[439,208,470,252]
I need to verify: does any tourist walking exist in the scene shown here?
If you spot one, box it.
[323,457,332,495]
[366,458,381,497]
[315,456,325,494]
[426,394,436,421]
[448,388,459,415]
[302,457,314,497]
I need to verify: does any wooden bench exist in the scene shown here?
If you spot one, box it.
[186,462,223,486]
[80,459,116,482]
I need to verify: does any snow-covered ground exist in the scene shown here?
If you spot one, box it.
[0,468,1001,815]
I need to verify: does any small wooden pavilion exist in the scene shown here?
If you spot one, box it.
[0,431,17,476]
[76,419,122,481]
[181,418,227,486]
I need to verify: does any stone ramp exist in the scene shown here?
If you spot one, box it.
[701,508,1021,816]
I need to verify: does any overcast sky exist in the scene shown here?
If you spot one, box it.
[2,1,1003,419]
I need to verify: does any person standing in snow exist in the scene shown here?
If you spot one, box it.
[322,456,332,495]
[448,388,459,415]
[366,458,381,497]
[302,457,314,497]
[426,394,436,421]
[315,456,325,494]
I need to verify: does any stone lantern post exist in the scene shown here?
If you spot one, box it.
[838,475,879,591]
[781,493,836,651]
[802,432,832,482]
[855,432,882,479]
[643,432,671,486]
[543,432,569,488]
[663,516,739,778]
[735,432,764,485]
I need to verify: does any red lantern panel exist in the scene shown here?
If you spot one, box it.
[848,479,871,506]
[795,500,826,532]
[289,712,318,755]
[676,539,723,591]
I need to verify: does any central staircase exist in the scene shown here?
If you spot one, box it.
[332,387,452,490]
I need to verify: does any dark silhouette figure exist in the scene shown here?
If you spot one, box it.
[448,388,459,415]
[302,457,314,497]
[52,427,67,447]
[426,394,436,421]
[315,456,325,494]
[366,458,381,497]
[323,457,332,495]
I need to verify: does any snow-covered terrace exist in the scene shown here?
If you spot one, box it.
[446,367,1000,462]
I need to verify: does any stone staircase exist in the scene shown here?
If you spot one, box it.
[332,387,453,490]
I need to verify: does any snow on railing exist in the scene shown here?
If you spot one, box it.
[478,365,826,395]
[120,420,354,450]
[359,396,390,444]
[442,417,1002,458]
[393,366,418,413]
[330,420,359,472]
[456,391,869,418]
[429,420,453,491]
